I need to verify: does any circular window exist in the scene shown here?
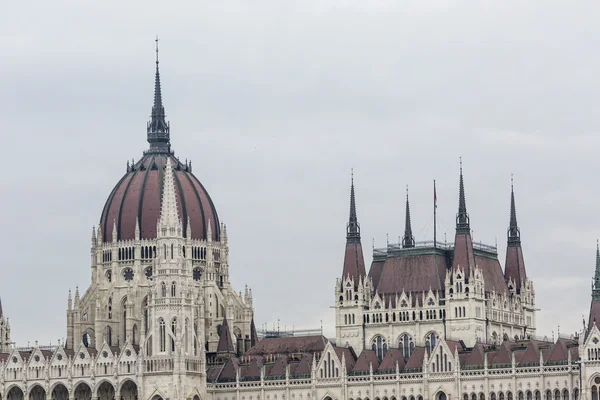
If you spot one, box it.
[79,353,85,359]
[595,377,600,385]
[12,356,17,363]
[126,349,131,356]
[34,355,40,362]
[57,354,63,361]
[103,351,108,358]
[145,266,153,279]
[123,268,134,281]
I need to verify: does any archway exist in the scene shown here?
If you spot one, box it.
[74,382,92,400]
[28,385,46,400]
[119,380,138,400]
[151,396,164,400]
[437,393,447,400]
[51,383,69,400]
[6,386,24,400]
[97,381,115,400]
[194,396,201,400]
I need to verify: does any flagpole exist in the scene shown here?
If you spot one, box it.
[434,179,437,249]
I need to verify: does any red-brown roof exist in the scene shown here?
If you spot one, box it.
[353,349,379,373]
[452,232,475,278]
[100,154,220,242]
[378,348,405,372]
[505,245,527,292]
[404,347,425,371]
[245,335,327,356]
[343,242,366,285]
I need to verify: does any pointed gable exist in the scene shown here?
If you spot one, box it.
[462,344,485,368]
[490,342,511,366]
[250,318,258,348]
[266,356,287,378]
[333,346,357,373]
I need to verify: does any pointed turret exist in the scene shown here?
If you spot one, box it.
[504,180,527,293]
[147,37,171,153]
[250,318,258,348]
[158,158,181,235]
[217,312,235,354]
[402,187,415,248]
[451,161,475,279]
[341,172,366,286]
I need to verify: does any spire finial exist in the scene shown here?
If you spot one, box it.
[147,37,170,153]
[402,185,415,248]
[347,171,360,242]
[456,158,470,233]
[155,35,159,66]
[508,176,521,244]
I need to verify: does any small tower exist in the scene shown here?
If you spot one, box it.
[451,160,475,280]
[504,179,528,293]
[341,171,366,285]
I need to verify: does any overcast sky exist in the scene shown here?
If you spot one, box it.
[2,1,600,346]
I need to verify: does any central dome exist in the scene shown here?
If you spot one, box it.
[99,49,220,243]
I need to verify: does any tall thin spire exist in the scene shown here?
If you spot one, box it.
[347,169,360,242]
[0,297,3,318]
[507,175,521,244]
[593,240,600,301]
[158,158,181,235]
[402,186,415,248]
[456,158,470,233]
[147,36,171,152]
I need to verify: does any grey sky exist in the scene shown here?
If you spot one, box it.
[2,0,600,345]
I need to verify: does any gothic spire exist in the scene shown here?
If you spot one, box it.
[402,186,415,248]
[0,297,3,318]
[593,241,600,301]
[147,37,171,153]
[507,176,521,244]
[456,159,470,233]
[250,317,258,348]
[347,170,360,243]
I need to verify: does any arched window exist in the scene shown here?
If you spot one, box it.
[534,391,540,400]
[563,389,569,400]
[105,326,112,346]
[171,282,176,297]
[159,319,166,352]
[425,332,438,355]
[161,282,167,297]
[108,297,113,319]
[399,334,414,359]
[122,299,127,342]
[526,391,532,400]
[371,336,387,362]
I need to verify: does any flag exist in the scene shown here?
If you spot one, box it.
[434,181,437,209]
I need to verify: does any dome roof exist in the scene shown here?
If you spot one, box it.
[99,44,220,242]
[100,154,220,242]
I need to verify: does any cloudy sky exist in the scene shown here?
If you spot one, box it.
[1,0,600,346]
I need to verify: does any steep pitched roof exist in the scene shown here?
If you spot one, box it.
[352,349,379,373]
[333,346,357,373]
[404,347,426,371]
[292,354,313,376]
[250,318,258,348]
[217,313,235,354]
[377,348,405,372]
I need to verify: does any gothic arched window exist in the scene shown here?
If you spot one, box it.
[171,282,176,297]
[399,334,414,359]
[193,267,202,281]
[425,332,438,355]
[371,335,387,362]
[159,319,166,352]
[161,282,167,297]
